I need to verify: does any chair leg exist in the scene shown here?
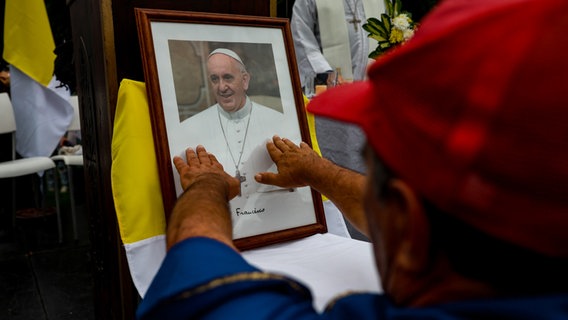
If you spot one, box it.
[68,165,78,241]
[11,178,16,229]
[33,174,42,209]
[52,168,63,243]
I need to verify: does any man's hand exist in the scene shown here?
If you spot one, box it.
[254,135,321,188]
[174,145,240,200]
[168,145,239,250]
[256,136,370,236]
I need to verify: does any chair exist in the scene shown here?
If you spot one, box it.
[0,92,63,242]
[51,95,83,241]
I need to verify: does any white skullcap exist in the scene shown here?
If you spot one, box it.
[208,48,245,67]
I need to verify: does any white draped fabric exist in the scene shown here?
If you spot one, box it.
[125,232,382,311]
[9,66,72,158]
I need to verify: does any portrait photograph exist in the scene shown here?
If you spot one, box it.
[136,9,326,249]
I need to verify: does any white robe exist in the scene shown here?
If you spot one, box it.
[291,0,382,240]
[188,98,284,196]
[178,97,318,239]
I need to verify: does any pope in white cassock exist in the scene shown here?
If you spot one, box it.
[291,0,385,86]
[179,48,318,239]
[291,0,386,176]
[291,0,385,240]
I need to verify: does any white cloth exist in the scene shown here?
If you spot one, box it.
[323,200,351,238]
[123,200,352,298]
[124,235,166,298]
[127,233,382,312]
[243,233,382,312]
[9,65,73,158]
[291,0,384,85]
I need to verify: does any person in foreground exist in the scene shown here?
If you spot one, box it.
[137,0,568,318]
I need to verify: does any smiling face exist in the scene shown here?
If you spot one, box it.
[206,53,250,113]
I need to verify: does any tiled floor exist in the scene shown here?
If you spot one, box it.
[0,172,95,320]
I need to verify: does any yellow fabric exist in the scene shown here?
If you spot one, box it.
[111,79,166,244]
[304,95,322,157]
[3,0,55,86]
[303,95,329,201]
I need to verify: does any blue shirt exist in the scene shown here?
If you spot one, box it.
[138,237,568,319]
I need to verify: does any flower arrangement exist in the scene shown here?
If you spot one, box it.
[363,0,417,59]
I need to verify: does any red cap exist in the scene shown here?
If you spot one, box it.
[308,0,568,257]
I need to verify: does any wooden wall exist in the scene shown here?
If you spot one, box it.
[67,1,275,318]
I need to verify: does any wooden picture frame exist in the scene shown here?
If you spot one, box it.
[135,8,326,250]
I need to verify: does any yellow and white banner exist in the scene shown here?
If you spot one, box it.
[3,0,72,157]
[111,79,166,297]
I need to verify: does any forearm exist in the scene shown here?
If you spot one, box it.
[303,157,369,236]
[166,175,235,250]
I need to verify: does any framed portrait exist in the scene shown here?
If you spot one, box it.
[135,8,326,250]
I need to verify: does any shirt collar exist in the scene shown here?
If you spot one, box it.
[217,96,251,121]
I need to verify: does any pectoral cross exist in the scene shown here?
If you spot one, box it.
[347,16,361,31]
[236,170,246,196]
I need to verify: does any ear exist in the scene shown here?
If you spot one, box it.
[242,72,250,91]
[387,179,431,273]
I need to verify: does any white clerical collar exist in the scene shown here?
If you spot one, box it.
[217,96,252,121]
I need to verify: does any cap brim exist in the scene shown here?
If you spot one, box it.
[306,81,374,128]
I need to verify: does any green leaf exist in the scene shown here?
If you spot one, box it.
[364,17,382,33]
[368,33,388,42]
[384,0,393,17]
[367,17,382,24]
[365,17,388,37]
[394,0,402,16]
[381,13,391,33]
[368,48,380,59]
[362,23,377,35]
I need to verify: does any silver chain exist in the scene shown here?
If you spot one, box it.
[217,105,253,177]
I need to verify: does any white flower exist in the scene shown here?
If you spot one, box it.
[392,13,411,30]
[403,28,415,41]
